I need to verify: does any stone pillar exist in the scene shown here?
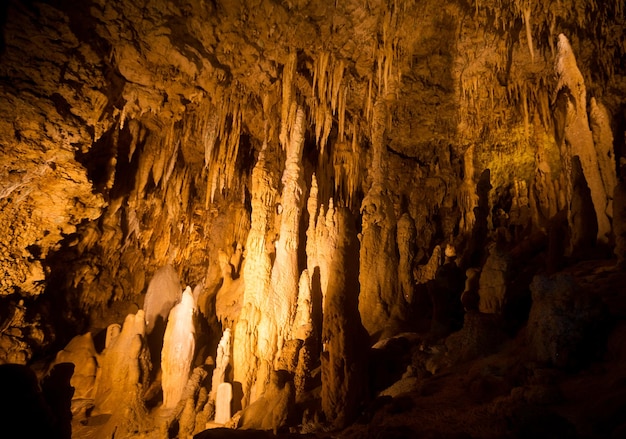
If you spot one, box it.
[214,382,233,424]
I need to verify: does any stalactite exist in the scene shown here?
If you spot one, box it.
[522,4,535,62]
[280,52,298,150]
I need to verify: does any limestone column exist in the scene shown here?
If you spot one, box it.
[321,207,367,428]
[555,34,611,243]
[358,100,403,337]
[161,286,196,410]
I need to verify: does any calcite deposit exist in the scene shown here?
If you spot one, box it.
[1,0,626,438]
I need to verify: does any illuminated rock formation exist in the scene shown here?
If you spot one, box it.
[161,286,196,411]
[1,1,626,438]
[214,382,233,424]
[92,310,149,437]
[233,139,277,407]
[359,100,404,338]
[321,207,368,428]
[554,34,611,244]
[143,264,182,334]
[52,332,97,402]
[238,370,294,434]
[210,328,231,403]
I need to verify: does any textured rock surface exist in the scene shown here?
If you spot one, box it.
[1,0,626,437]
[161,286,196,410]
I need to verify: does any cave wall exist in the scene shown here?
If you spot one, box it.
[0,0,625,430]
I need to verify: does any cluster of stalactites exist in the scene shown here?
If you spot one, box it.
[198,93,246,206]
[309,51,348,153]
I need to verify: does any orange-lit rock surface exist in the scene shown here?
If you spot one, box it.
[1,0,626,438]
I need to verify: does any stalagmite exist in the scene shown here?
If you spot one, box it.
[210,328,231,402]
[161,286,196,411]
[93,311,149,416]
[589,98,617,219]
[458,145,478,233]
[263,106,306,351]
[477,243,510,314]
[358,100,403,337]
[292,271,314,341]
[52,333,97,402]
[555,34,611,243]
[321,208,367,428]
[214,382,233,424]
[233,108,306,407]
[531,141,559,227]
[397,213,417,303]
[233,138,277,407]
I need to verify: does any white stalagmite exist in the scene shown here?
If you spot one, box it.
[210,328,231,402]
[555,34,611,243]
[161,286,196,410]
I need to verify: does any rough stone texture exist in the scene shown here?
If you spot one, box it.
[210,328,231,402]
[238,370,294,434]
[527,274,607,369]
[0,0,626,437]
[90,310,150,437]
[478,243,511,314]
[161,286,196,410]
[555,34,612,244]
[51,332,97,401]
[321,208,368,429]
[397,213,417,304]
[143,264,182,335]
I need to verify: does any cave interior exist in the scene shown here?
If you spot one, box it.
[1,0,626,438]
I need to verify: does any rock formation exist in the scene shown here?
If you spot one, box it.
[321,207,368,428]
[161,286,196,411]
[210,328,231,403]
[1,1,626,437]
[359,101,404,338]
[51,332,97,402]
[554,34,612,244]
[143,264,182,335]
[91,310,150,437]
